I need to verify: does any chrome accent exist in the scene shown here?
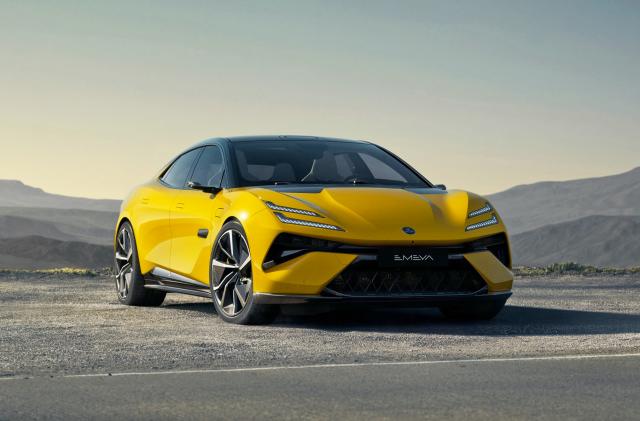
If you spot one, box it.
[465,214,499,231]
[150,267,172,278]
[274,212,344,231]
[468,203,493,218]
[211,229,253,317]
[352,255,377,263]
[114,228,134,300]
[265,201,323,217]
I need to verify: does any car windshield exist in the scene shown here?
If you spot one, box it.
[230,140,429,187]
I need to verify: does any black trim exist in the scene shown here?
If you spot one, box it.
[324,258,485,296]
[262,233,510,271]
[197,229,209,239]
[144,273,210,297]
[253,290,511,305]
[145,283,211,298]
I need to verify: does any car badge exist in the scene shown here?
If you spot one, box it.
[402,227,416,235]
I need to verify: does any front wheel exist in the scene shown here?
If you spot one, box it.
[210,221,278,325]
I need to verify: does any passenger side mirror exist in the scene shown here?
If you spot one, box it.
[188,181,222,194]
[434,184,447,191]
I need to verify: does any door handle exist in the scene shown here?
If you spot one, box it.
[176,202,184,209]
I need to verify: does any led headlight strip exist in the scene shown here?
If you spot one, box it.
[465,214,498,231]
[265,201,322,217]
[468,203,493,218]
[274,212,344,231]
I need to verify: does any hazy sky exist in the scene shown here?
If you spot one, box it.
[1,0,638,199]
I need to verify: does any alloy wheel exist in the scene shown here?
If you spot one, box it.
[211,229,252,317]
[114,228,134,299]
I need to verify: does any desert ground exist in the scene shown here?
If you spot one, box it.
[1,272,639,419]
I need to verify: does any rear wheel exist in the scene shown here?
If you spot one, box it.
[210,221,278,325]
[439,298,507,320]
[114,222,165,306]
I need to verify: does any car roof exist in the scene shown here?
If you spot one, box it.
[194,135,369,147]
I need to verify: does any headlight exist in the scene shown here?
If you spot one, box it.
[265,201,322,217]
[468,202,492,218]
[465,214,498,231]
[274,212,344,231]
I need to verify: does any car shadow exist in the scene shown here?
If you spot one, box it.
[161,302,640,336]
[163,302,217,315]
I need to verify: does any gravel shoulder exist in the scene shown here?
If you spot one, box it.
[1,273,639,377]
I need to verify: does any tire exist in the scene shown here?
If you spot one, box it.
[210,221,278,325]
[439,298,507,321]
[114,221,166,306]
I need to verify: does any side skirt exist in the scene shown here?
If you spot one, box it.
[144,267,211,299]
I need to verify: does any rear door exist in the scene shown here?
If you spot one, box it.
[170,145,227,284]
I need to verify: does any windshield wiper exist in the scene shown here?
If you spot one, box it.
[272,181,292,185]
[348,178,372,185]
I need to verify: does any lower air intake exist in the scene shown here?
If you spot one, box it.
[325,262,485,296]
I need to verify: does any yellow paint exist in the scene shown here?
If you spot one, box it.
[116,178,512,295]
[464,251,514,292]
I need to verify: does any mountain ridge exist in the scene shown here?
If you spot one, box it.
[488,166,640,234]
[0,236,112,269]
[0,179,121,212]
[511,214,640,268]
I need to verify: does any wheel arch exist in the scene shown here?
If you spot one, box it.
[113,216,135,247]
[222,215,241,226]
[114,216,132,245]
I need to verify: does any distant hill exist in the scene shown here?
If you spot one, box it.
[0,180,120,212]
[1,169,639,270]
[0,208,117,245]
[488,167,640,234]
[0,236,112,270]
[511,215,640,268]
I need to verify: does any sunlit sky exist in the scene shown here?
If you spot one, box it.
[1,1,638,199]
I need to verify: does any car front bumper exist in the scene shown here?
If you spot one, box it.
[254,289,512,306]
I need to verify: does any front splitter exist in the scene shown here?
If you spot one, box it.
[253,290,512,305]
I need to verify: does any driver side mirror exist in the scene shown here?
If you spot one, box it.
[188,181,222,194]
[434,184,447,191]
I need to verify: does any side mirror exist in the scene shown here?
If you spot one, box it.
[434,184,447,191]
[188,181,222,194]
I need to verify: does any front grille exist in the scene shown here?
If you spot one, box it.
[325,261,485,297]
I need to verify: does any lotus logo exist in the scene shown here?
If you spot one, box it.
[402,227,416,235]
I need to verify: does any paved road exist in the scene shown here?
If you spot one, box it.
[2,354,639,420]
[1,273,639,419]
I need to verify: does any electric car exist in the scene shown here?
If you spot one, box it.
[114,136,513,324]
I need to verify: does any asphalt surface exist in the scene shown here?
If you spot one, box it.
[1,273,640,419]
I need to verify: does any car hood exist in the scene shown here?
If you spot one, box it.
[246,186,505,244]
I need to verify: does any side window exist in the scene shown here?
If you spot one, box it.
[190,146,224,187]
[161,148,202,188]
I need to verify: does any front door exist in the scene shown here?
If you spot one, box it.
[170,145,226,284]
[143,147,202,272]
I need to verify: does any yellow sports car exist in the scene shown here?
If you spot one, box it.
[114,136,513,324]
